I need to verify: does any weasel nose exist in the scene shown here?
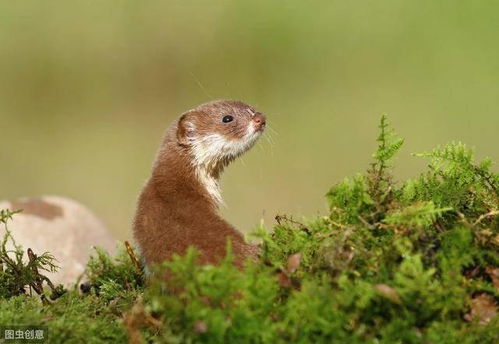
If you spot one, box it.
[252,113,266,129]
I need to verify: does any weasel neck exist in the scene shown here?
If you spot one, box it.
[194,163,224,207]
[152,143,225,209]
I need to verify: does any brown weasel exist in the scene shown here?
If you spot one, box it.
[133,100,266,268]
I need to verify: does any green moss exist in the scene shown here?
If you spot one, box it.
[1,116,498,343]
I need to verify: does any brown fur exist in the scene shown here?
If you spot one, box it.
[133,100,265,268]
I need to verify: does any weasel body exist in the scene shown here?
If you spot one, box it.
[133,100,266,267]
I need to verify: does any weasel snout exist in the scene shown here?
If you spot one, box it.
[252,113,266,131]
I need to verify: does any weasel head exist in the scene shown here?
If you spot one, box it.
[176,100,266,170]
[175,100,266,205]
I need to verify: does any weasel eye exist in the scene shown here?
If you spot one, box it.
[222,115,234,123]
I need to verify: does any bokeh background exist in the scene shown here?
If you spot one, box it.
[1,1,498,239]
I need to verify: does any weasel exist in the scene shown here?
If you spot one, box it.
[133,100,266,268]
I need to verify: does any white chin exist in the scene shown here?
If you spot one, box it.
[223,131,261,160]
[241,128,262,151]
[191,130,262,167]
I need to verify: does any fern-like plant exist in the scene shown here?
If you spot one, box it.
[0,209,64,302]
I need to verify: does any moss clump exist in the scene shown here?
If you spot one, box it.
[1,115,498,343]
[0,235,141,343]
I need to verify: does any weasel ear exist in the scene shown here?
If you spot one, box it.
[176,113,196,146]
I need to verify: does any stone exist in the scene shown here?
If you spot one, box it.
[0,196,116,286]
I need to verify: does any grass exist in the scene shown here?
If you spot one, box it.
[0,116,498,343]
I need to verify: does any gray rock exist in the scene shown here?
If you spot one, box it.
[0,196,116,286]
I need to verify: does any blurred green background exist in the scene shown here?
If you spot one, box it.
[1,1,498,239]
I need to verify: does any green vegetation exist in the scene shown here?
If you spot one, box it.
[1,117,498,343]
